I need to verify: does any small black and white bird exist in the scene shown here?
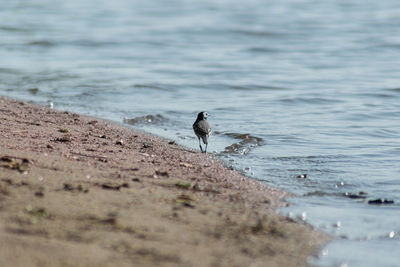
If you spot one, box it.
[193,111,211,153]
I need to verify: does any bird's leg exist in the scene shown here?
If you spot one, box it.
[204,144,208,154]
[198,138,204,152]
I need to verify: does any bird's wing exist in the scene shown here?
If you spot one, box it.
[197,120,211,136]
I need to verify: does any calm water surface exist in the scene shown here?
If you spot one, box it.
[1,1,400,266]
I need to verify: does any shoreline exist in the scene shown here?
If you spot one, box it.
[0,96,329,266]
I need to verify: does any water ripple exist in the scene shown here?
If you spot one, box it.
[123,114,168,126]
[232,29,287,38]
[279,96,344,104]
[218,132,264,155]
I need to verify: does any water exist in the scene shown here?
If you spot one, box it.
[1,1,400,266]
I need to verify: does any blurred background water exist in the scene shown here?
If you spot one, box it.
[1,1,400,266]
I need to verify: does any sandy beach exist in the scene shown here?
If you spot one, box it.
[0,96,328,267]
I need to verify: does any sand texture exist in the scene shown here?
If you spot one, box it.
[0,96,328,267]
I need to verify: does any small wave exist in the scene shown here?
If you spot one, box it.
[71,39,119,48]
[303,191,368,199]
[232,29,286,38]
[220,132,264,155]
[246,47,279,53]
[229,84,287,91]
[0,68,21,75]
[374,43,400,50]
[26,40,55,47]
[386,87,400,93]
[133,84,164,90]
[279,96,343,104]
[271,154,349,165]
[360,92,395,98]
[0,25,31,33]
[132,84,175,92]
[365,129,400,138]
[123,114,168,126]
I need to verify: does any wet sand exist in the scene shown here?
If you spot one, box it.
[0,96,329,267]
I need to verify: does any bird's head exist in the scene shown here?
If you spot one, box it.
[197,111,209,120]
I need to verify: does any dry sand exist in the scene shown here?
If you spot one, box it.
[0,96,329,267]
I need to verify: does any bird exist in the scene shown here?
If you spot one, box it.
[193,111,211,153]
